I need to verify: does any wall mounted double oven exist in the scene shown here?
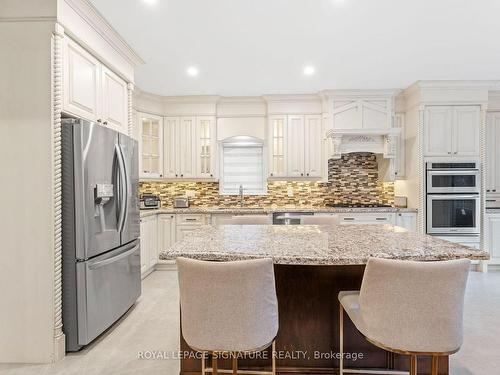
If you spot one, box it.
[61,118,141,351]
[426,162,480,235]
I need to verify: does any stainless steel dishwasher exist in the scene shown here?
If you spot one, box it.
[272,212,314,225]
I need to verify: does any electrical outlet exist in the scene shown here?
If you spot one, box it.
[185,190,196,198]
[287,187,294,197]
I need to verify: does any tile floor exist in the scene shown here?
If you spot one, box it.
[0,270,499,375]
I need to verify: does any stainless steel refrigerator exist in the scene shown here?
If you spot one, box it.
[61,118,141,352]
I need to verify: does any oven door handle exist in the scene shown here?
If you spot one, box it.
[427,170,479,175]
[428,194,480,200]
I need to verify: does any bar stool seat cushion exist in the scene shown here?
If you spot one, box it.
[177,257,279,353]
[338,258,470,354]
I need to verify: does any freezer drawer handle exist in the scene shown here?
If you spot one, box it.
[89,244,139,270]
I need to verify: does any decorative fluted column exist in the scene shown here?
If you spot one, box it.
[52,23,65,361]
[127,82,134,138]
[417,106,425,234]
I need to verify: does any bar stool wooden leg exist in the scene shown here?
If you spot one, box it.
[201,352,206,375]
[212,353,218,375]
[339,304,344,375]
[271,341,276,375]
[410,355,417,375]
[431,355,439,375]
[232,356,237,375]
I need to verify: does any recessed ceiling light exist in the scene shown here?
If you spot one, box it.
[187,66,199,77]
[143,0,158,5]
[303,66,315,76]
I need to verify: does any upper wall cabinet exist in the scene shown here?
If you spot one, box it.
[423,105,480,157]
[268,114,323,178]
[139,114,163,179]
[62,37,129,135]
[486,113,500,194]
[162,116,216,179]
[332,98,392,130]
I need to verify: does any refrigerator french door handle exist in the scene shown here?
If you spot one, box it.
[88,244,140,270]
[115,144,127,233]
[118,143,130,233]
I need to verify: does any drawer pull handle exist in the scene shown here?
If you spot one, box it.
[376,218,387,221]
[185,218,197,221]
[343,218,355,221]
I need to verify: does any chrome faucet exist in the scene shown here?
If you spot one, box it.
[239,184,244,207]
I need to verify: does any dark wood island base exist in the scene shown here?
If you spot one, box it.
[179,264,449,375]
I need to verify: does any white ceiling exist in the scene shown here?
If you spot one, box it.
[90,0,500,97]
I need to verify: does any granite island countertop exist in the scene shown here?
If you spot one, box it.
[159,224,488,265]
[141,206,418,218]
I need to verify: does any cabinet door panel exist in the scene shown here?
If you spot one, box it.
[304,115,323,177]
[163,117,178,178]
[268,116,287,177]
[494,115,500,192]
[424,106,453,156]
[178,117,196,178]
[101,66,128,135]
[486,216,500,259]
[158,215,175,252]
[453,106,480,156]
[286,115,305,177]
[139,114,163,178]
[196,116,216,178]
[63,38,100,121]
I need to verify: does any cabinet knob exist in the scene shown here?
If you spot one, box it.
[454,151,458,154]
[447,151,452,154]
[97,119,102,123]
[210,174,213,177]
[487,190,491,192]
[306,173,309,176]
[175,174,178,177]
[103,121,108,126]
[181,174,184,177]
[160,174,163,177]
[301,173,304,176]
[270,173,273,177]
[494,189,497,192]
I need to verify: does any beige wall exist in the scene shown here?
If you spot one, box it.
[0,20,56,363]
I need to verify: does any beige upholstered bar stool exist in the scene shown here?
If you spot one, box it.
[338,257,470,375]
[217,215,271,225]
[177,257,279,375]
[300,215,339,225]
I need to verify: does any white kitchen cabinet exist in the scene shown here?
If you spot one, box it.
[158,214,176,254]
[139,114,163,178]
[140,215,158,277]
[486,113,500,194]
[175,214,208,241]
[163,116,211,179]
[268,114,323,179]
[332,98,392,130]
[485,213,500,260]
[100,65,128,135]
[304,115,323,177]
[393,113,406,179]
[163,117,178,178]
[268,116,287,178]
[62,37,130,135]
[423,106,479,157]
[196,116,217,178]
[395,212,417,232]
[63,37,100,122]
[287,115,305,177]
[423,106,453,156]
[178,117,197,178]
[338,213,395,225]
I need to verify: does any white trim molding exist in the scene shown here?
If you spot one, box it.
[52,22,66,362]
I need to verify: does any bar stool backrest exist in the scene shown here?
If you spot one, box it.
[177,257,279,353]
[358,257,470,354]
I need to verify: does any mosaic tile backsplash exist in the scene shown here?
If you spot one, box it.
[139,153,395,208]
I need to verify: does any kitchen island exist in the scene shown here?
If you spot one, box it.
[160,224,488,375]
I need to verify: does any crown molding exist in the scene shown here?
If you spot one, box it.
[262,94,321,102]
[61,0,144,67]
[319,89,400,99]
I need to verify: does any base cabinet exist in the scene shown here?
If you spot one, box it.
[158,214,175,259]
[395,212,417,232]
[140,215,158,277]
[485,213,500,261]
